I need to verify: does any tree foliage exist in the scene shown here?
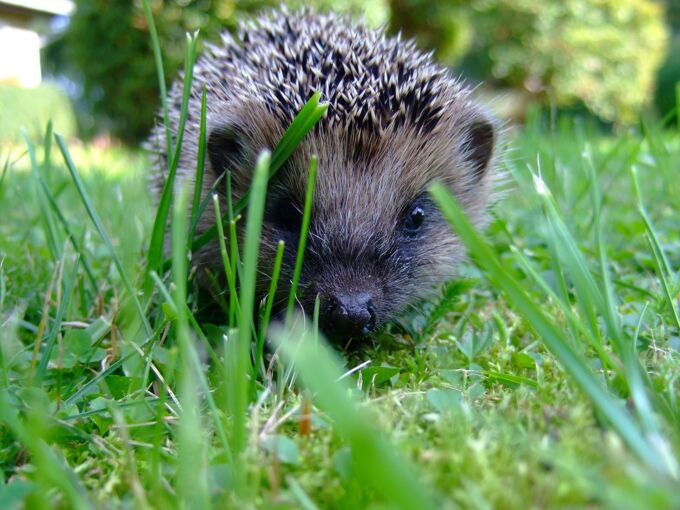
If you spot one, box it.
[391,0,670,124]
[655,0,679,122]
[389,0,473,64]
[50,0,272,144]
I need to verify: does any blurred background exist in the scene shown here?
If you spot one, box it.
[0,0,678,146]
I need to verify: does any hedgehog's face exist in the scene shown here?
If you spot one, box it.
[206,105,496,343]
[260,185,442,340]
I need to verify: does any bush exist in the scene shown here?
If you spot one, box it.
[655,1,679,122]
[388,0,472,64]
[655,34,680,123]
[0,83,77,142]
[390,0,669,125]
[667,0,680,30]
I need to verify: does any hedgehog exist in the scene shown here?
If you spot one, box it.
[149,7,499,342]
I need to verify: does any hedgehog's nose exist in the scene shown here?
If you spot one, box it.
[324,293,376,338]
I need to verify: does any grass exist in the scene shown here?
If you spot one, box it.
[1,25,680,510]
[1,112,679,510]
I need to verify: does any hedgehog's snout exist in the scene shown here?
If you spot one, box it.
[321,291,377,339]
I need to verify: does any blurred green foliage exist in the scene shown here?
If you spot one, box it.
[48,0,272,144]
[389,0,473,64]
[391,0,670,125]
[655,34,680,124]
[667,0,680,28]
[49,0,672,143]
[655,1,679,123]
[0,83,77,142]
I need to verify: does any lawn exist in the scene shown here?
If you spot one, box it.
[0,108,679,509]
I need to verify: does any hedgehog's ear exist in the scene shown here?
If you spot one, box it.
[462,118,495,183]
[207,124,246,177]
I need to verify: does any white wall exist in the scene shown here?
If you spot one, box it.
[0,23,42,87]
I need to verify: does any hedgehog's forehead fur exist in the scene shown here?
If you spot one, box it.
[168,8,495,205]
[205,8,458,133]
[152,7,499,329]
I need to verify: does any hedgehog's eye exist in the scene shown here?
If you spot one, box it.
[267,195,303,233]
[402,204,426,234]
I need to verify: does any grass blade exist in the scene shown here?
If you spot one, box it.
[33,259,78,385]
[256,239,285,377]
[286,155,317,321]
[36,174,98,293]
[510,245,615,370]
[212,193,240,325]
[232,151,270,480]
[0,151,9,189]
[22,130,61,262]
[191,92,327,252]
[585,151,666,445]
[172,185,212,509]
[146,31,199,282]
[631,165,680,331]
[55,134,151,336]
[141,0,172,157]
[188,86,208,243]
[149,270,222,370]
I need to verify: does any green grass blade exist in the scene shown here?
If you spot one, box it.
[0,266,6,388]
[0,260,5,315]
[187,170,226,246]
[510,245,615,369]
[55,134,151,336]
[149,261,233,463]
[189,86,208,242]
[33,259,78,385]
[232,151,270,475]
[256,239,285,377]
[269,93,327,171]
[212,193,240,323]
[146,31,199,282]
[676,83,680,131]
[286,155,317,321]
[36,174,98,293]
[226,172,241,326]
[172,185,212,509]
[586,150,662,440]
[42,119,53,181]
[0,151,9,189]
[430,181,676,477]
[229,217,241,327]
[141,0,172,158]
[631,165,680,331]
[287,476,320,510]
[191,92,327,252]
[22,130,61,262]
[160,170,226,274]
[149,270,222,370]
[540,202,607,347]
